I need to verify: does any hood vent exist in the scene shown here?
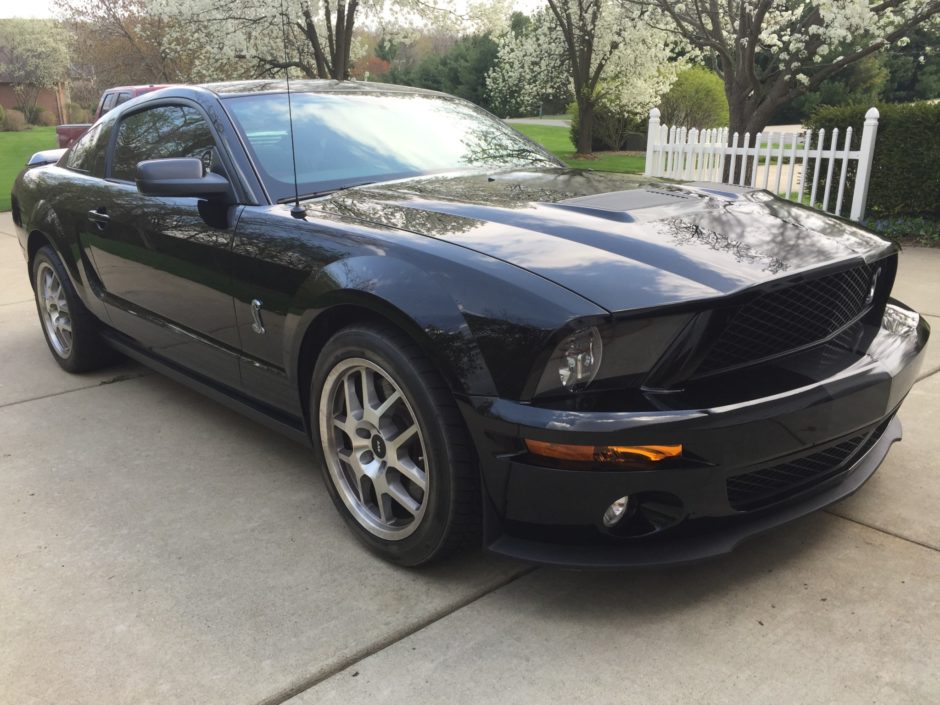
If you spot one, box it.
[548,188,697,222]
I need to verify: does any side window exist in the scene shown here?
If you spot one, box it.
[111,104,217,183]
[115,91,132,106]
[100,92,118,115]
[63,123,108,176]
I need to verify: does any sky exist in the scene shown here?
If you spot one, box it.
[0,0,55,17]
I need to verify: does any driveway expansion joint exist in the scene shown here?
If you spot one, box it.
[916,365,940,383]
[0,371,152,410]
[825,509,940,553]
[252,564,539,705]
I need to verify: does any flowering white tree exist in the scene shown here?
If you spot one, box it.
[0,19,70,122]
[56,0,254,84]
[486,0,678,155]
[57,0,507,84]
[145,0,508,81]
[485,14,570,118]
[624,0,940,135]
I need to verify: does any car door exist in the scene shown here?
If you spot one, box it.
[51,120,119,324]
[81,101,243,388]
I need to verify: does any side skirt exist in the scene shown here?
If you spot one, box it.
[100,328,313,449]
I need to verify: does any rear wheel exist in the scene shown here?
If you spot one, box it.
[311,324,480,566]
[32,245,115,373]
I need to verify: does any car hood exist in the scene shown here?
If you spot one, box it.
[312,168,892,313]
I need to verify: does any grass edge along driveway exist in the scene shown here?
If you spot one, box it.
[0,126,57,212]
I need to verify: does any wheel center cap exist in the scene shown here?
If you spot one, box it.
[371,435,387,459]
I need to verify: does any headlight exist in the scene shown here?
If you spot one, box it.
[549,326,603,392]
[530,314,695,400]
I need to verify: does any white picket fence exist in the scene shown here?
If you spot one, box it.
[644,107,880,221]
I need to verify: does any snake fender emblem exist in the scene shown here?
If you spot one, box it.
[250,298,266,335]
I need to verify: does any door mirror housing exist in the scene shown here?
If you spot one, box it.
[136,158,230,198]
[27,148,67,168]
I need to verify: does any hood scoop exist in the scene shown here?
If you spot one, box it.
[547,188,698,222]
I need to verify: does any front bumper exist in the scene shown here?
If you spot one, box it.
[461,301,929,568]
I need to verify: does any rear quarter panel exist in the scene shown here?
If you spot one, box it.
[13,165,108,320]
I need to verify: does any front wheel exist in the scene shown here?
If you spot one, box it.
[311,324,480,566]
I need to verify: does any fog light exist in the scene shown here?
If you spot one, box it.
[603,496,630,527]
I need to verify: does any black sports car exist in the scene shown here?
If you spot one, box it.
[11,80,929,567]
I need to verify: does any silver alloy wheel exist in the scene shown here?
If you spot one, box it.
[319,357,430,540]
[36,261,73,358]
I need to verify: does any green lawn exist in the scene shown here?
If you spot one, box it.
[512,123,646,174]
[0,127,57,211]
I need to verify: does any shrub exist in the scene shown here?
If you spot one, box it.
[0,105,4,126]
[569,101,646,152]
[67,102,91,123]
[806,101,940,216]
[21,105,42,125]
[865,215,940,246]
[2,109,27,132]
[658,66,729,129]
[35,109,57,126]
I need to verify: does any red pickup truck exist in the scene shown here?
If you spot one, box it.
[56,85,168,148]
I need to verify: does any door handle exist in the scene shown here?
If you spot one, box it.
[87,207,110,231]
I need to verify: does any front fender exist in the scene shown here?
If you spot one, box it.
[288,255,498,397]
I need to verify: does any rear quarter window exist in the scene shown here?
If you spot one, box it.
[63,123,108,176]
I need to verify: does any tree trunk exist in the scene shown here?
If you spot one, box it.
[13,85,40,124]
[724,80,784,183]
[576,96,594,157]
[725,77,792,138]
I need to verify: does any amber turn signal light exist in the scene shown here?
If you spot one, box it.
[524,439,682,464]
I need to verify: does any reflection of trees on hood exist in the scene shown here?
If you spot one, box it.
[322,191,480,238]
[399,175,578,208]
[397,169,654,207]
[663,217,789,275]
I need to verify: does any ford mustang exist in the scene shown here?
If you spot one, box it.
[11,80,929,567]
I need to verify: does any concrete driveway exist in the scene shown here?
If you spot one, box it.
[2,212,938,705]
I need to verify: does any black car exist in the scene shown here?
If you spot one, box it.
[11,80,929,567]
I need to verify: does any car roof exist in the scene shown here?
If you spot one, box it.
[199,79,446,99]
[106,85,170,94]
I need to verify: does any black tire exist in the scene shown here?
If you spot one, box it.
[31,245,115,373]
[310,323,481,566]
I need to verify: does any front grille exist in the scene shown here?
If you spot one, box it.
[696,264,873,376]
[726,419,888,511]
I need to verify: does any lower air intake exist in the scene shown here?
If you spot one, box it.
[726,419,889,511]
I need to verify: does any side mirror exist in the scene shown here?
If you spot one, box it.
[136,158,230,198]
[27,148,67,168]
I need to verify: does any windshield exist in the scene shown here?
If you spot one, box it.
[224,91,559,202]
